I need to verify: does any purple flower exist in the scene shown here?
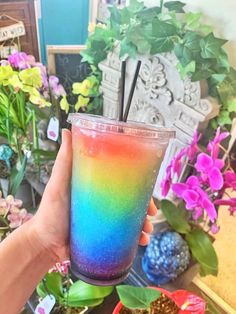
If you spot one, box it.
[172,148,187,176]
[215,198,236,215]
[8,52,35,70]
[187,130,200,161]
[161,164,172,197]
[49,75,66,98]
[207,127,229,159]
[195,153,224,191]
[172,176,217,222]
[224,171,236,190]
[211,224,220,234]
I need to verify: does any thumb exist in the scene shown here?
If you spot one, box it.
[45,129,72,198]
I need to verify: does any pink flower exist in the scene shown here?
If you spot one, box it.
[195,153,224,191]
[187,131,200,161]
[172,148,187,176]
[207,127,229,159]
[8,52,35,70]
[215,198,236,215]
[172,176,217,222]
[211,224,220,234]
[161,164,172,197]
[49,260,70,275]
[49,75,66,98]
[7,208,33,228]
[224,171,236,190]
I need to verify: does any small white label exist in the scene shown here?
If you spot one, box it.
[47,117,59,142]
[35,295,56,314]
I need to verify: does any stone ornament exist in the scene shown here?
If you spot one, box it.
[99,49,219,199]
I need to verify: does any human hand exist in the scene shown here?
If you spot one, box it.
[30,129,157,262]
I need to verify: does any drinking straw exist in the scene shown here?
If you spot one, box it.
[123,60,142,122]
[119,60,126,122]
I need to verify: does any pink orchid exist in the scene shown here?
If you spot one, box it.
[161,164,172,197]
[207,127,229,159]
[187,131,200,161]
[224,171,236,190]
[172,148,187,176]
[7,208,33,229]
[195,153,224,191]
[211,223,220,234]
[172,176,217,222]
[49,260,70,275]
[8,52,35,70]
[215,198,236,215]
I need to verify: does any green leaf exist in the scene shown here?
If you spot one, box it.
[44,273,64,298]
[109,5,121,28]
[120,7,131,24]
[116,285,161,310]
[32,149,57,161]
[127,24,152,55]
[191,61,215,81]
[217,110,232,126]
[151,19,178,54]
[136,7,161,20]
[164,1,186,13]
[67,298,105,307]
[217,67,236,102]
[226,97,236,113]
[127,0,144,13]
[186,229,218,276]
[161,200,191,234]
[200,33,227,59]
[174,32,202,66]
[177,61,196,79]
[8,156,27,196]
[184,12,202,30]
[120,38,137,58]
[68,280,113,304]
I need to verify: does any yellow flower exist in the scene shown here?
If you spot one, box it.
[19,67,42,89]
[72,79,92,96]
[8,74,23,91]
[60,96,70,113]
[29,89,51,107]
[0,65,14,85]
[75,95,89,112]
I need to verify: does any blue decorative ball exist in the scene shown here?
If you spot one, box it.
[142,231,191,285]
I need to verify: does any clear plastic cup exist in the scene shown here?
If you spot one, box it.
[68,113,175,285]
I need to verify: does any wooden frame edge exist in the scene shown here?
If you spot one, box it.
[46,45,86,75]
[192,277,236,313]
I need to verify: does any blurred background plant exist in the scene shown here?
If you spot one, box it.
[68,0,236,130]
[0,51,65,196]
[0,191,32,242]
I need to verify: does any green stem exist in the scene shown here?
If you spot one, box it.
[160,0,164,12]
[32,109,40,173]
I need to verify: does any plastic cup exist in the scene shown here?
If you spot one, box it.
[68,113,175,285]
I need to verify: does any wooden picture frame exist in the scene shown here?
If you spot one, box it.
[46,45,86,75]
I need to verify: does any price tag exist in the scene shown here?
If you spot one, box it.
[47,117,59,141]
[35,295,56,314]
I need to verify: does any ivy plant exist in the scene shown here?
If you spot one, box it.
[79,0,236,127]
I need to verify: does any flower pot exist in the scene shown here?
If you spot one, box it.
[112,287,205,314]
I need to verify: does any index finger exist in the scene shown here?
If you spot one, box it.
[147,198,157,216]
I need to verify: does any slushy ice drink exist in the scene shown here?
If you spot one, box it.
[68,114,174,285]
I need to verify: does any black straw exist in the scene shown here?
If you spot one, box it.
[123,60,142,122]
[119,61,126,121]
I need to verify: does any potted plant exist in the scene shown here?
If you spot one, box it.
[141,127,236,284]
[36,270,113,314]
[0,51,65,200]
[65,0,236,130]
[113,285,206,314]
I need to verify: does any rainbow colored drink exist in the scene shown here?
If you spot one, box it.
[68,114,174,285]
